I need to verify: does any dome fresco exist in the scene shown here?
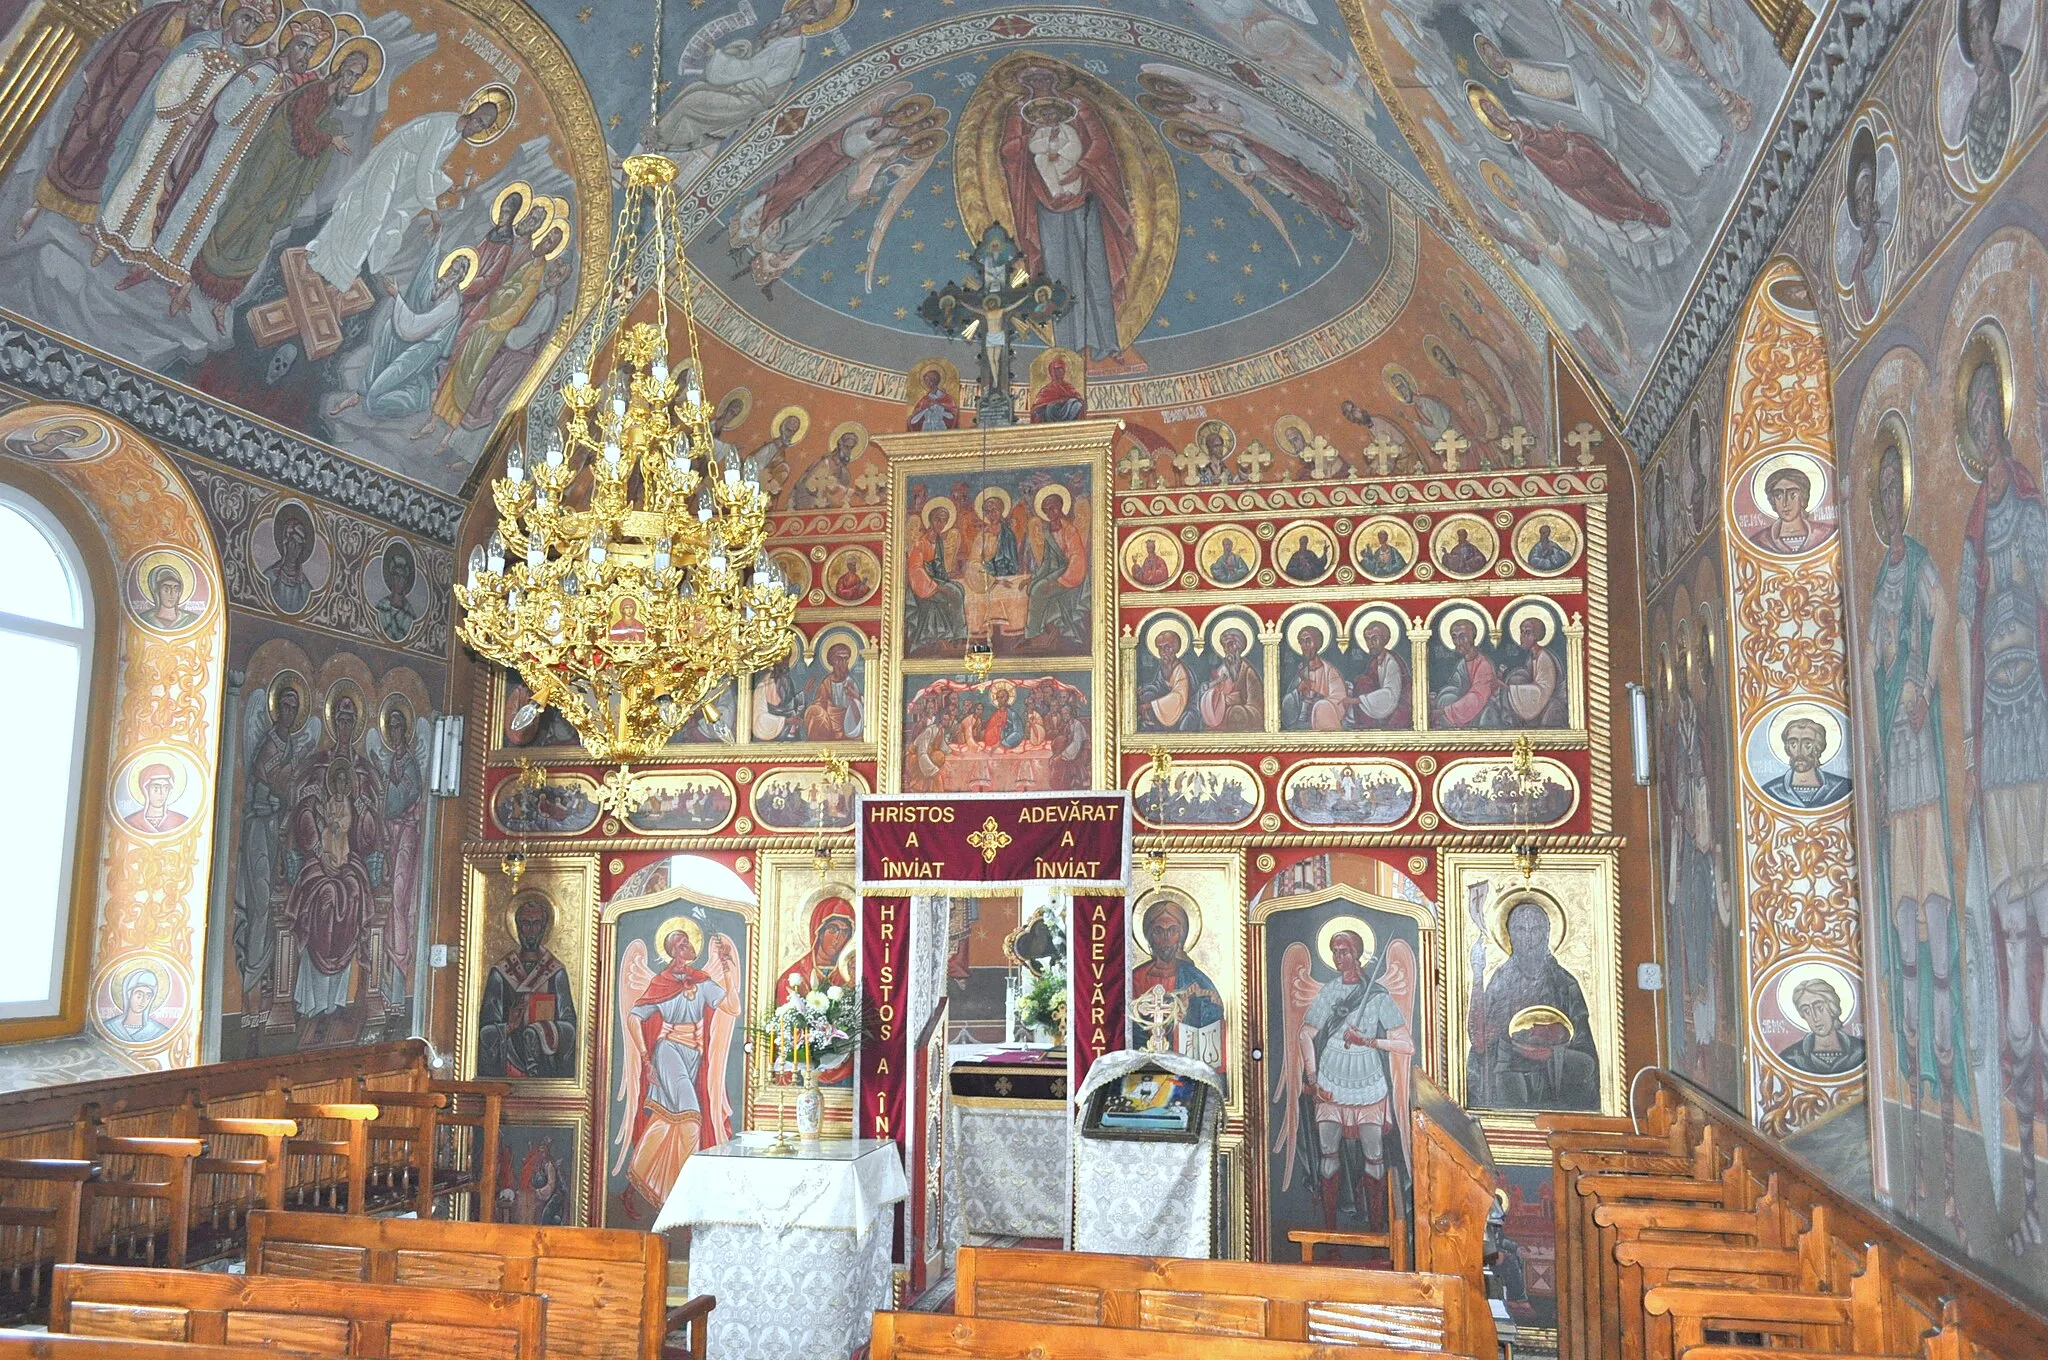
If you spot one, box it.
[534,0,1799,412]
[0,0,1803,495]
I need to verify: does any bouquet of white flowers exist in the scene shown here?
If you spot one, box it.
[763,979,865,1077]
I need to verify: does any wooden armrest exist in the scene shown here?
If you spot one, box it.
[92,1136,205,1159]
[1550,1131,1690,1153]
[1590,1202,1765,1230]
[197,1117,298,1138]
[428,1078,512,1097]
[1288,1228,1395,1261]
[284,1103,380,1122]
[286,1139,355,1156]
[358,1091,448,1110]
[1577,1174,1731,1200]
[0,1158,99,1182]
[195,1158,272,1177]
[1615,1242,1799,1272]
[1644,1286,1852,1324]
[1538,1113,1641,1133]
[1681,1350,1894,1360]
[663,1294,716,1360]
[0,1205,61,1228]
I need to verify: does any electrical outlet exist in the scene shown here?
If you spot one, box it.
[430,943,450,969]
[1636,962,1663,991]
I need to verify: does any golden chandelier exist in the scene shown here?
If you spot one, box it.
[455,154,797,761]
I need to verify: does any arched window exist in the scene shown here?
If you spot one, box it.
[0,483,96,1026]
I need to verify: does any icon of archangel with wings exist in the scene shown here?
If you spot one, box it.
[1270,923,1417,1234]
[610,914,744,1217]
[724,80,950,297]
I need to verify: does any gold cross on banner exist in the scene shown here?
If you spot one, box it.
[967,815,1013,863]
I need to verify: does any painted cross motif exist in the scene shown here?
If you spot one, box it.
[1498,424,1535,468]
[1118,447,1154,489]
[854,466,888,503]
[967,815,1012,863]
[1238,439,1274,481]
[1566,421,1605,466]
[1364,437,1400,477]
[1172,445,1208,485]
[1434,428,1471,473]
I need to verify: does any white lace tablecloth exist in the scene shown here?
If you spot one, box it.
[950,1101,1069,1240]
[1072,1052,1224,1257]
[655,1136,908,1360]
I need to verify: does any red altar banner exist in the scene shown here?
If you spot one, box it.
[1071,894,1126,1090]
[858,894,911,1146]
[856,791,1132,891]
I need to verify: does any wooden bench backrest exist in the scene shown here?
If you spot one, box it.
[49,1264,545,1360]
[872,1312,1471,1360]
[0,1332,316,1360]
[955,1246,1470,1354]
[246,1209,663,1360]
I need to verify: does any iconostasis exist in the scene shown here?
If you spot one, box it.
[451,324,1650,1341]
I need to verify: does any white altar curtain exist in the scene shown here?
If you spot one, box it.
[1072,1050,1225,1257]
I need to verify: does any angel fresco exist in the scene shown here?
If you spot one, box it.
[653,0,849,158]
[1180,0,1379,134]
[1272,928,1417,1234]
[1138,65,1369,253]
[725,83,946,298]
[612,916,743,1219]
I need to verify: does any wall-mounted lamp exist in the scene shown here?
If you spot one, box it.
[1628,683,1651,786]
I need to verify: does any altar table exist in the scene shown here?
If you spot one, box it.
[654,1134,908,1360]
[948,1044,1069,1240]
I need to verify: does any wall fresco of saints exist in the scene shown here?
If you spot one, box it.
[218,637,438,1058]
[0,0,597,495]
[900,467,1094,662]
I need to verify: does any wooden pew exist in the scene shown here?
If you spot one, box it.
[1275,1077,1500,1360]
[0,1159,93,1324]
[1645,1244,1932,1355]
[243,1208,715,1360]
[68,1113,203,1271]
[1539,1095,1693,1360]
[954,1246,1475,1355]
[871,1311,1478,1360]
[1546,1117,1724,1360]
[1572,1150,1779,1360]
[49,1264,546,1360]
[170,1097,296,1264]
[351,1075,505,1219]
[1562,1071,2048,1360]
[0,1333,318,1360]
[0,1043,462,1321]
[264,1084,377,1215]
